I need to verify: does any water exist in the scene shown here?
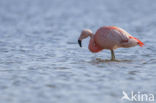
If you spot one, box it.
[0,0,156,103]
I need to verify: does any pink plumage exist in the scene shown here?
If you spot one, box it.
[78,26,144,60]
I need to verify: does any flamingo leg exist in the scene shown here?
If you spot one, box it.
[111,50,115,60]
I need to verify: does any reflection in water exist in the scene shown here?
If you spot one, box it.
[88,58,132,65]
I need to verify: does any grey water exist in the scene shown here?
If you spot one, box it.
[0,0,156,103]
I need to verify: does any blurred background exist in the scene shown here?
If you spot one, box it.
[0,0,156,103]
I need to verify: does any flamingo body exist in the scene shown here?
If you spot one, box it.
[94,26,143,51]
[78,26,144,60]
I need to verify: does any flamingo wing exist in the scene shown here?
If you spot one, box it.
[110,26,144,47]
[110,26,130,42]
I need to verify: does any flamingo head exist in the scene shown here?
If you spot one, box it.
[78,29,93,47]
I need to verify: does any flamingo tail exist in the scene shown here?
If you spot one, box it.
[129,36,144,47]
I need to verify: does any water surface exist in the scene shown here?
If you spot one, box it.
[0,0,156,103]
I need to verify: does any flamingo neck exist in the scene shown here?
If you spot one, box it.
[88,35,103,53]
[88,32,94,38]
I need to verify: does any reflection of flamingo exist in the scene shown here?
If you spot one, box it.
[121,91,131,101]
[78,26,144,60]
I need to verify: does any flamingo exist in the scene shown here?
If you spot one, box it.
[78,26,144,60]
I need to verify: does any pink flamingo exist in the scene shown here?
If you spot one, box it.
[78,26,144,60]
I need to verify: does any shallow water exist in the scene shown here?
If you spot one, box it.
[0,0,156,103]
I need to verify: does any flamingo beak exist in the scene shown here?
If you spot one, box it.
[78,40,82,47]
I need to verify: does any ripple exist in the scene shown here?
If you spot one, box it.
[128,70,139,75]
[0,0,156,103]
